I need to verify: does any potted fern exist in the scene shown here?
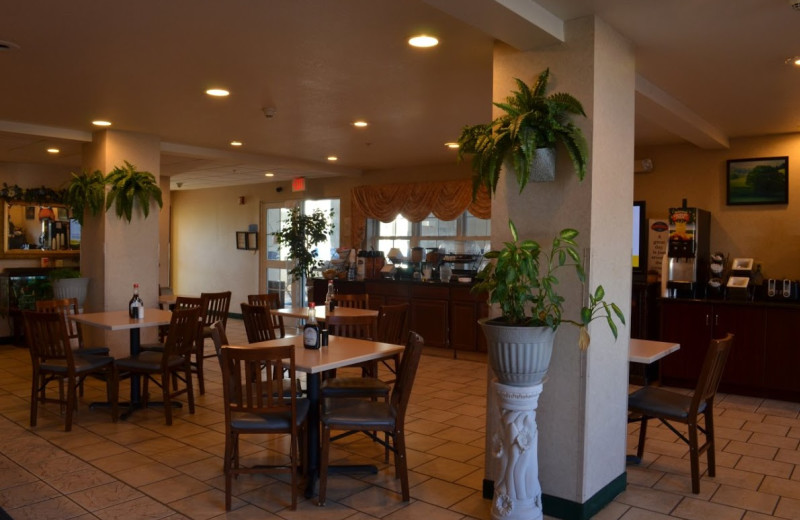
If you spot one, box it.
[473,219,624,386]
[458,68,589,197]
[64,170,106,225]
[105,161,163,222]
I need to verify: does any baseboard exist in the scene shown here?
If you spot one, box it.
[482,472,627,520]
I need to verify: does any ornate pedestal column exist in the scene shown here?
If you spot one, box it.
[491,380,544,520]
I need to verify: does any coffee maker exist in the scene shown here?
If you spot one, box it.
[666,200,711,298]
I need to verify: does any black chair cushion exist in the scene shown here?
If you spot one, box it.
[41,354,113,374]
[115,352,184,371]
[230,398,309,431]
[628,386,707,420]
[322,399,396,429]
[321,377,390,398]
[75,347,111,356]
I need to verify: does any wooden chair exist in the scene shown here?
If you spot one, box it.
[113,306,201,425]
[220,344,309,510]
[628,333,734,494]
[334,293,369,309]
[318,331,423,506]
[36,298,110,356]
[375,303,408,381]
[25,310,117,431]
[143,296,203,352]
[241,302,277,343]
[195,291,231,395]
[247,293,286,338]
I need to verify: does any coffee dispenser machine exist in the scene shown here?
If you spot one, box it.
[666,201,711,298]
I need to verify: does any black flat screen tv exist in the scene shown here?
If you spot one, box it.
[633,200,648,282]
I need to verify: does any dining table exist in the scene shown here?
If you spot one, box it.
[243,334,405,497]
[629,338,680,386]
[272,305,378,322]
[70,308,173,419]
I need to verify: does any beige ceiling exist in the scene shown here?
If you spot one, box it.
[1,1,799,190]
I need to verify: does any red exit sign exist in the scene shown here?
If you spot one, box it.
[292,177,306,192]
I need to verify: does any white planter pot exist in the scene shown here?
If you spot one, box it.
[529,147,556,182]
[52,277,89,309]
[480,318,556,386]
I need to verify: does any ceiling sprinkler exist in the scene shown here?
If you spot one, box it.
[262,107,277,119]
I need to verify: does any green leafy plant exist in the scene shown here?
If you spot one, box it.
[272,206,335,282]
[473,219,624,350]
[105,161,163,222]
[64,170,106,225]
[458,68,589,197]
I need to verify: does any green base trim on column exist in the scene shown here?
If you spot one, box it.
[542,472,627,520]
[482,472,627,520]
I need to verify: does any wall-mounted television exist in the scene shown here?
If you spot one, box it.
[633,200,648,282]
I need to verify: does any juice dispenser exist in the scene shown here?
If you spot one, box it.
[666,200,710,298]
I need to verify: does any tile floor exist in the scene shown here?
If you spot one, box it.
[0,319,798,519]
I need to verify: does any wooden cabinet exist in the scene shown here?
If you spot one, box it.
[312,278,488,351]
[659,298,795,400]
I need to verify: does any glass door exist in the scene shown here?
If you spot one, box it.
[260,202,294,308]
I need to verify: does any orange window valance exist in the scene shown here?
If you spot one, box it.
[350,180,491,247]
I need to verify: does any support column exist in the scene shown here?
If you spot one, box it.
[486,16,635,519]
[81,129,161,351]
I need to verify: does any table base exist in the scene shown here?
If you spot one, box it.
[90,400,182,420]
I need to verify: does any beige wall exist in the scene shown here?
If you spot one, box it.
[635,133,800,278]
[169,162,472,307]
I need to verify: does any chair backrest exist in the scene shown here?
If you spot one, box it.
[376,303,408,344]
[163,306,203,363]
[35,298,83,349]
[23,310,74,367]
[209,320,229,364]
[326,313,375,340]
[390,331,424,420]
[200,291,232,328]
[335,293,369,309]
[241,302,277,343]
[220,344,299,428]
[247,293,285,338]
[174,296,202,310]
[691,333,734,412]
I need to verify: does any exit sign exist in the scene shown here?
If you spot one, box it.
[292,177,306,192]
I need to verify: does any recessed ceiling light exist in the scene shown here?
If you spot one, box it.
[353,121,368,127]
[0,40,20,51]
[92,120,112,127]
[46,148,60,154]
[264,172,274,177]
[230,140,243,147]
[786,56,800,66]
[444,142,459,149]
[408,35,438,48]
[206,88,230,97]
[327,156,338,162]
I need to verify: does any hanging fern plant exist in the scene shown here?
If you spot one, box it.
[105,161,163,222]
[64,170,106,225]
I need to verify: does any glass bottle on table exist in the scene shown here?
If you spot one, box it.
[303,303,320,349]
[129,283,144,319]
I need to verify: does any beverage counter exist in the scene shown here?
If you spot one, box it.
[312,278,488,352]
[659,297,800,402]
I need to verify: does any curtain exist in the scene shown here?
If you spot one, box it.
[350,180,490,247]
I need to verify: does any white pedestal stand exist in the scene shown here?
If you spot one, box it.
[491,380,544,520]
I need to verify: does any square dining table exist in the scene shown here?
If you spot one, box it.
[242,333,404,497]
[70,308,173,418]
[272,305,378,322]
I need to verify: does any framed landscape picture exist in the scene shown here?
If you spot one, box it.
[726,156,788,205]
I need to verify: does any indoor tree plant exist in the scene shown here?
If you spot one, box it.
[272,207,335,301]
[105,161,163,222]
[458,68,589,197]
[473,218,625,386]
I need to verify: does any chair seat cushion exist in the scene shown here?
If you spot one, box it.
[322,399,396,429]
[230,398,310,431]
[75,347,111,356]
[321,377,390,398]
[41,354,113,374]
[628,386,707,420]
[115,352,184,371]
[139,342,165,352]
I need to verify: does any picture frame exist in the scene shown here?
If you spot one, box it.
[726,156,788,205]
[25,206,35,220]
[236,231,247,250]
[246,232,258,250]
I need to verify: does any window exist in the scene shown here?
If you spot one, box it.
[368,211,490,258]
